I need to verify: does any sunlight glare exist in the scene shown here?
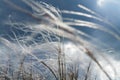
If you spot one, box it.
[97,0,105,7]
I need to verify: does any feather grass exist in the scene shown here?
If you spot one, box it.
[0,0,118,80]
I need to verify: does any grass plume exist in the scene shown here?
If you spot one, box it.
[0,0,118,80]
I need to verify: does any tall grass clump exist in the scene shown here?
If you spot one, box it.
[0,0,119,80]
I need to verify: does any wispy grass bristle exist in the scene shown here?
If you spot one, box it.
[0,0,118,80]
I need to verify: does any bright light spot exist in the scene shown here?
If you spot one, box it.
[97,0,120,7]
[97,0,105,7]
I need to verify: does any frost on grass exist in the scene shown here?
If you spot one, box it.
[0,0,119,80]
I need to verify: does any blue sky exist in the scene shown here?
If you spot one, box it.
[0,0,120,79]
